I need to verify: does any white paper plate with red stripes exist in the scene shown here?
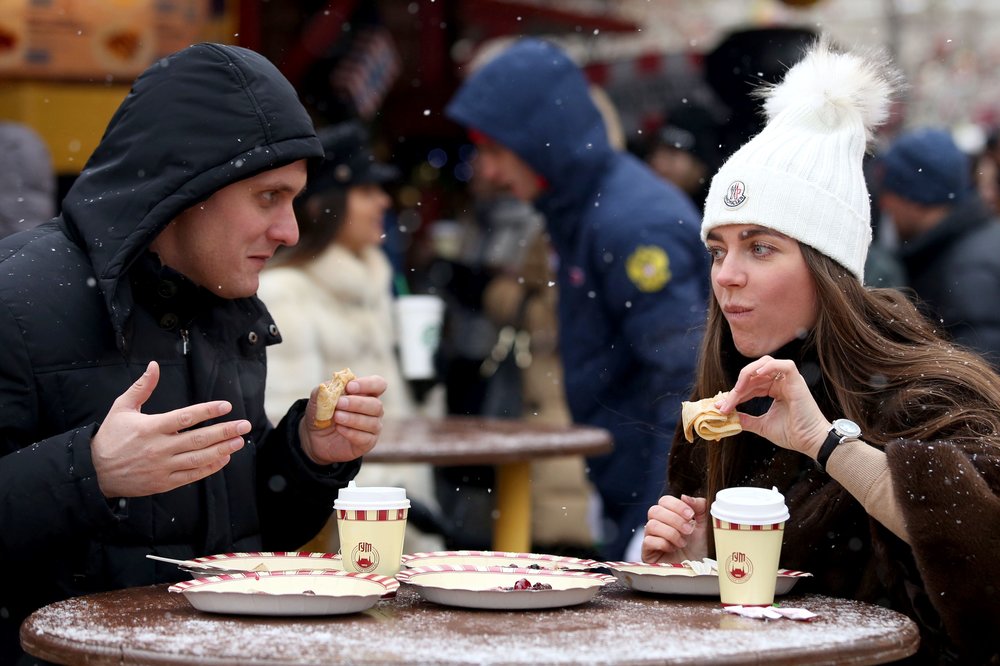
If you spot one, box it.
[396,565,613,610]
[604,561,812,596]
[189,551,342,575]
[169,570,397,616]
[400,550,599,571]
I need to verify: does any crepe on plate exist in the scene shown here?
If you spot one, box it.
[314,368,356,428]
[681,392,741,442]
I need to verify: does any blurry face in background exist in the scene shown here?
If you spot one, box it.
[473,141,542,202]
[647,145,708,197]
[706,224,818,358]
[878,190,929,242]
[336,183,392,255]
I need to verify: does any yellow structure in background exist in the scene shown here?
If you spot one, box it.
[0,0,236,175]
[0,82,129,174]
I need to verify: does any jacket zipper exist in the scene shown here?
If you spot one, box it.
[180,328,190,356]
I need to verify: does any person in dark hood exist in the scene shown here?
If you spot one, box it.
[446,38,710,559]
[644,101,724,209]
[0,43,386,663]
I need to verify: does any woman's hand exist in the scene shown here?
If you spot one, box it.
[299,374,386,465]
[641,494,709,564]
[716,355,830,460]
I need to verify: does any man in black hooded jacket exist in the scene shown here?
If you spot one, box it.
[0,43,386,662]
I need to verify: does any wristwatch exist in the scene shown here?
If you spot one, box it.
[816,418,862,473]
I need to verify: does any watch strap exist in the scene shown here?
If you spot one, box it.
[816,429,844,473]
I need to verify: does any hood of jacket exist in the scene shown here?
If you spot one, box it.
[445,39,613,230]
[59,42,323,338]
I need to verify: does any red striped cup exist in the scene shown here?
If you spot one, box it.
[710,486,789,607]
[334,482,410,577]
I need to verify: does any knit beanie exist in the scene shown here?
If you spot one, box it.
[879,128,970,205]
[701,38,900,281]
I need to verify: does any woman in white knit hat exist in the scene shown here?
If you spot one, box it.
[641,38,1000,663]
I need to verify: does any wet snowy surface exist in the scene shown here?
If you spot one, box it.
[367,416,613,465]
[22,582,919,665]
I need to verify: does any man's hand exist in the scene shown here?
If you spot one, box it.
[92,361,250,498]
[299,374,386,465]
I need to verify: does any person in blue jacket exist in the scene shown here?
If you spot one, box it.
[446,38,709,559]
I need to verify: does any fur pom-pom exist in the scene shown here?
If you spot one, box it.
[761,36,904,141]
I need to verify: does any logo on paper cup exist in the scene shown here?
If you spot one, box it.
[421,323,440,348]
[725,551,754,584]
[351,541,381,573]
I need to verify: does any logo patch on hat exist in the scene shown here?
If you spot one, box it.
[723,180,747,209]
[626,246,671,293]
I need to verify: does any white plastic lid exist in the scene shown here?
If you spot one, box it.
[333,481,410,510]
[396,294,444,312]
[710,486,789,524]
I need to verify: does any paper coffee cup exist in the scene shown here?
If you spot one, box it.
[710,486,789,607]
[335,481,410,577]
[394,294,444,379]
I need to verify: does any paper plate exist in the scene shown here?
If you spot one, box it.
[603,561,812,596]
[396,565,612,610]
[190,551,342,574]
[169,570,397,616]
[401,550,598,570]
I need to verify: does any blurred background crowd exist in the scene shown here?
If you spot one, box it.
[4,0,1000,558]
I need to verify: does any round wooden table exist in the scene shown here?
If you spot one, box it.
[367,416,614,552]
[21,583,920,665]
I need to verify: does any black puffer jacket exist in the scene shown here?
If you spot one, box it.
[0,43,357,660]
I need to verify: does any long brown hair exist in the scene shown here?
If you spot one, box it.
[687,245,1000,504]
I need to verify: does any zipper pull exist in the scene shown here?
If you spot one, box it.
[180,328,190,356]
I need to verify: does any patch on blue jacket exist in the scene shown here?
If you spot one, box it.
[625,245,671,292]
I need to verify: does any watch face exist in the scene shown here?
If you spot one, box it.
[832,418,862,438]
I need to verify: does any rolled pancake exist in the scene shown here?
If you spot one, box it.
[681,391,742,442]
[314,368,356,428]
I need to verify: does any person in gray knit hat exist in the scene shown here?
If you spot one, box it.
[642,37,1000,663]
[0,121,56,239]
[877,126,1000,369]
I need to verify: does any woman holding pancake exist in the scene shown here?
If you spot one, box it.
[641,38,1000,664]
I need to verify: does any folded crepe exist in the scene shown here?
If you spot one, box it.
[314,368,356,428]
[681,392,742,442]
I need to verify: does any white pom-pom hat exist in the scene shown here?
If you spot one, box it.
[701,37,901,281]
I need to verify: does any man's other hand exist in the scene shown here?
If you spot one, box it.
[92,361,250,498]
[299,374,386,465]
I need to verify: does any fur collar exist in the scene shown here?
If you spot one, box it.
[300,244,393,306]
